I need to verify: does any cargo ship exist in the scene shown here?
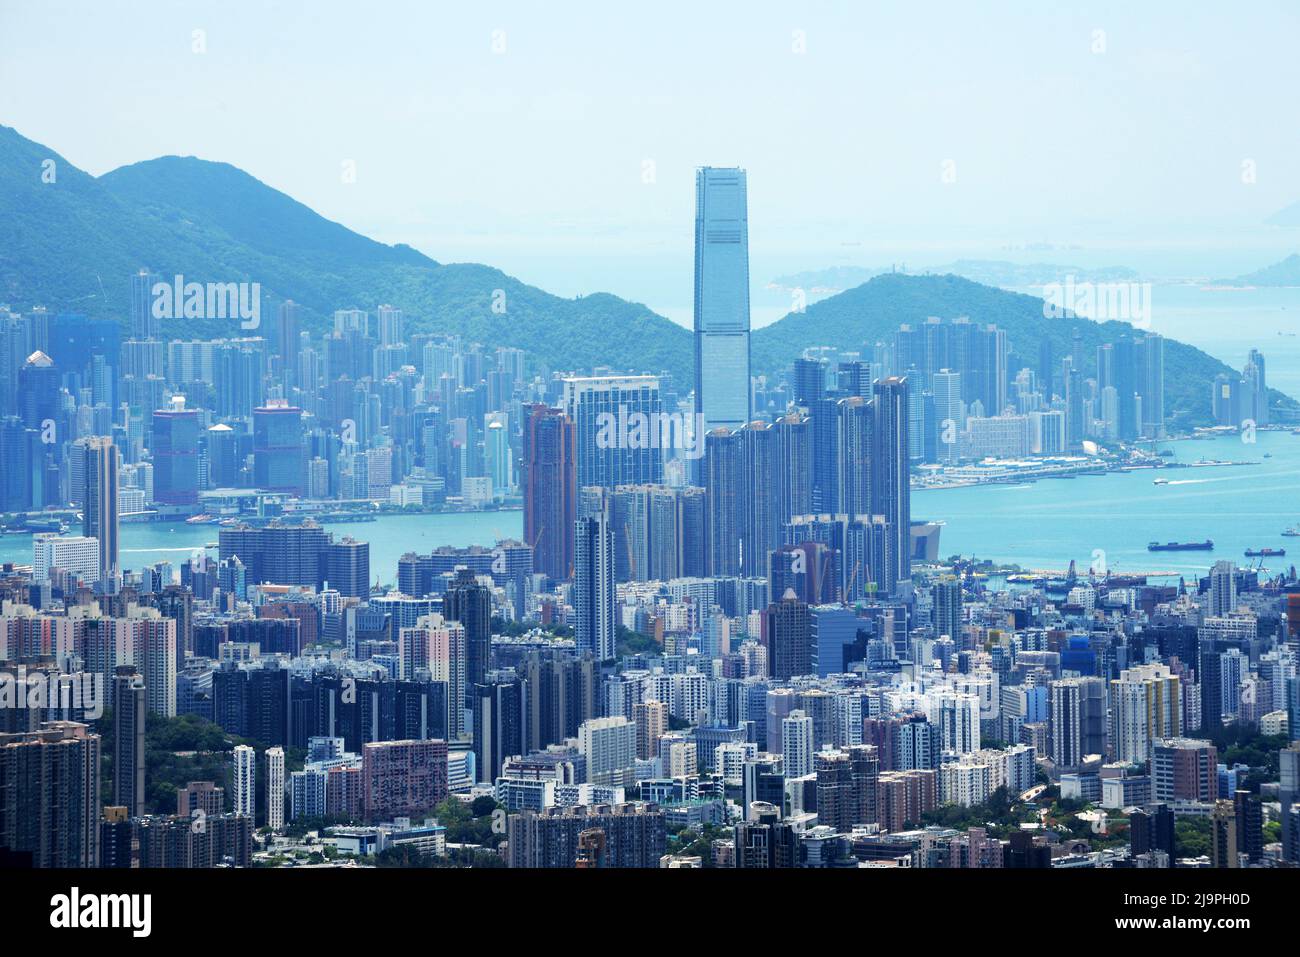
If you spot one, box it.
[1148,540,1214,551]
[1245,547,1285,557]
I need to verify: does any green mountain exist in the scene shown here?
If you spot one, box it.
[1,124,1288,428]
[0,124,691,384]
[751,273,1296,430]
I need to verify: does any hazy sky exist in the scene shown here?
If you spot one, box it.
[3,1,1299,314]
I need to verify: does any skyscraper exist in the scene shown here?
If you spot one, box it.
[1049,677,1107,768]
[0,722,101,868]
[266,746,285,832]
[472,674,526,783]
[693,167,751,432]
[1152,738,1216,803]
[399,612,467,740]
[278,300,301,391]
[112,667,146,817]
[84,435,120,589]
[523,405,576,581]
[152,400,200,507]
[765,591,812,681]
[1243,348,1267,427]
[574,512,616,660]
[705,427,744,577]
[740,420,778,578]
[253,400,306,497]
[1112,664,1182,764]
[835,396,873,518]
[1208,561,1238,617]
[445,567,493,699]
[781,710,814,778]
[873,377,911,583]
[232,744,256,819]
[1280,743,1300,863]
[562,375,664,490]
[131,268,159,340]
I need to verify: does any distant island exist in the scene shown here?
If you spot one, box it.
[1214,253,1300,287]
[769,260,1140,296]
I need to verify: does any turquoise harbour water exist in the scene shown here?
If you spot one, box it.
[914,430,1300,577]
[0,509,524,587]
[2,433,1297,585]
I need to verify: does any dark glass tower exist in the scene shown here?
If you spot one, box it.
[445,566,493,698]
[152,404,201,506]
[253,400,306,496]
[112,667,146,817]
[872,377,911,584]
[523,404,576,581]
[574,513,616,660]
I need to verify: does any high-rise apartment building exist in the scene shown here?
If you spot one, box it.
[83,435,119,588]
[266,746,285,832]
[0,722,101,868]
[233,744,256,818]
[1111,664,1182,764]
[574,511,616,660]
[523,404,576,581]
[112,666,146,817]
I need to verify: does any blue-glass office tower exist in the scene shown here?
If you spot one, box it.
[562,375,664,491]
[153,406,201,506]
[693,167,752,432]
[253,401,306,497]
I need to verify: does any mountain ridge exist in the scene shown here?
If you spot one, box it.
[0,124,1290,427]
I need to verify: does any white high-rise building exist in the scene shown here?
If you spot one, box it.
[266,746,285,832]
[376,304,403,347]
[233,745,256,819]
[1208,561,1238,617]
[928,690,981,754]
[1110,663,1182,764]
[665,740,697,779]
[781,710,814,779]
[32,534,100,584]
[932,369,964,463]
[579,716,637,788]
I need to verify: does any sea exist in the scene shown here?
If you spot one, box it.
[3,237,1297,586]
[1,431,1296,587]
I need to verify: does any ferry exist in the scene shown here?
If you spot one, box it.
[1245,547,1286,557]
[1148,540,1214,552]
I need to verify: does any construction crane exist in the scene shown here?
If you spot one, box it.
[843,560,862,604]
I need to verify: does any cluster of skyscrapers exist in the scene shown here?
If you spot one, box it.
[2,167,1296,875]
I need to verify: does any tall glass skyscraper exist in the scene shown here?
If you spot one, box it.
[84,435,120,589]
[693,167,752,432]
[872,377,911,584]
